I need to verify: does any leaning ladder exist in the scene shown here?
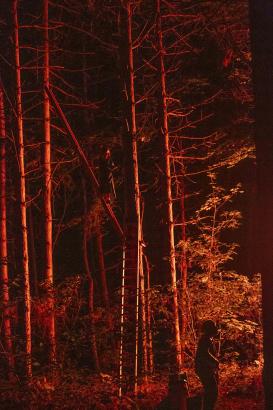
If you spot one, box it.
[119,219,141,396]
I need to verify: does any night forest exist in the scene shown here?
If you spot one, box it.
[0,0,272,409]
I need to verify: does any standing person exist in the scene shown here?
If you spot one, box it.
[98,147,116,203]
[195,320,219,410]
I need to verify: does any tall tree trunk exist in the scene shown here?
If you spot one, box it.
[207,175,217,287]
[248,2,273,408]
[139,248,148,382]
[120,0,141,392]
[28,205,38,297]
[180,181,187,366]
[156,0,182,372]
[13,0,32,379]
[0,84,15,379]
[122,1,140,214]
[143,254,154,374]
[43,0,56,368]
[82,178,100,372]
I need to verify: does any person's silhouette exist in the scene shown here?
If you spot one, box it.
[98,148,116,203]
[195,320,219,410]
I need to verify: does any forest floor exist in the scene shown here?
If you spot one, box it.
[215,362,263,410]
[0,362,263,409]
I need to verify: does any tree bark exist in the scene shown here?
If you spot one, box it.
[143,254,154,374]
[180,182,188,366]
[28,205,38,297]
[248,2,273,408]
[156,0,182,372]
[13,0,32,379]
[43,0,56,368]
[0,84,15,379]
[139,219,148,382]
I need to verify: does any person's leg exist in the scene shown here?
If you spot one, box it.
[202,373,218,410]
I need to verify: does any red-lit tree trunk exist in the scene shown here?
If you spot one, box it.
[139,214,148,381]
[143,254,154,374]
[180,181,188,366]
[28,205,38,297]
[131,205,148,380]
[43,0,56,368]
[0,84,15,379]
[156,0,182,372]
[248,2,273,408]
[13,0,32,379]
[120,0,141,392]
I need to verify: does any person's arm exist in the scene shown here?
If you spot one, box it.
[207,339,219,370]
[208,350,219,367]
[199,337,219,369]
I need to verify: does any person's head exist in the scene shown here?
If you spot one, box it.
[202,319,218,337]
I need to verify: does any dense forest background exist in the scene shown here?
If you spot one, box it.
[0,0,268,409]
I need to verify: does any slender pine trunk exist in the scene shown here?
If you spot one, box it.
[208,180,217,287]
[0,84,15,379]
[28,205,38,297]
[180,182,187,366]
[138,207,148,381]
[156,0,182,372]
[143,254,154,374]
[13,0,32,379]
[139,249,148,382]
[87,276,100,372]
[43,0,56,368]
